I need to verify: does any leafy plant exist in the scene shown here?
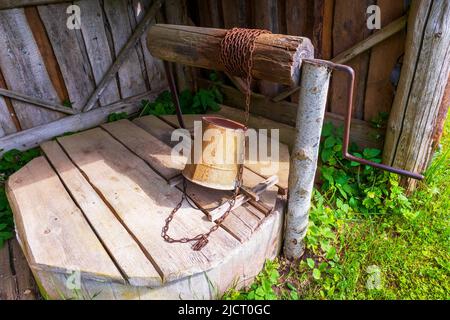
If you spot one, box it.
[139,72,223,117]
[0,148,41,247]
[107,112,128,123]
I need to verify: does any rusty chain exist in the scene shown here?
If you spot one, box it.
[161,28,270,251]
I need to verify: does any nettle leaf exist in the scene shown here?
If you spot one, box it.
[324,136,336,149]
[321,148,333,163]
[363,148,381,159]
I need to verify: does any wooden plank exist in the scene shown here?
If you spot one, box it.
[221,0,249,28]
[10,239,38,300]
[132,0,167,92]
[24,6,69,105]
[0,240,17,300]
[41,140,162,287]
[364,1,406,121]
[384,0,450,190]
[330,0,374,119]
[198,79,384,149]
[75,0,121,106]
[101,120,184,181]
[0,91,158,155]
[252,0,281,96]
[102,119,269,243]
[0,0,69,10]
[37,3,96,111]
[133,114,176,143]
[198,0,223,28]
[313,0,334,60]
[6,157,124,283]
[0,70,19,136]
[57,128,239,282]
[103,0,147,99]
[0,8,63,129]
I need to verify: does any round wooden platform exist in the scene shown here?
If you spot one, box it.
[6,116,287,299]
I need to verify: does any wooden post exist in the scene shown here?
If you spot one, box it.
[147,24,314,86]
[383,0,450,191]
[284,60,331,259]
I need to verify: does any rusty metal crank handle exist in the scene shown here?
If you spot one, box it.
[304,59,424,180]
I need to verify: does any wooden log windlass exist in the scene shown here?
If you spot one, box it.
[147,24,314,86]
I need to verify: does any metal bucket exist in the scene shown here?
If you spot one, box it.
[182,116,246,190]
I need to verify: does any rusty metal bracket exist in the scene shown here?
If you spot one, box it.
[303,59,424,180]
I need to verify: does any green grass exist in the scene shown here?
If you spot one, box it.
[224,115,450,300]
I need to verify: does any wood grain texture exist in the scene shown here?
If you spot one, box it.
[57,128,239,283]
[147,24,314,86]
[364,0,406,121]
[41,140,162,287]
[384,0,450,190]
[0,240,17,300]
[0,0,69,10]
[330,0,374,119]
[24,6,69,105]
[0,69,19,136]
[38,3,96,111]
[221,0,248,28]
[6,157,124,283]
[9,239,39,300]
[0,8,63,129]
[103,0,147,98]
[132,0,167,92]
[75,0,121,106]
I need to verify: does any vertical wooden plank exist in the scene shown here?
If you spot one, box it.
[198,0,223,28]
[313,0,334,60]
[0,8,63,129]
[24,6,69,105]
[75,0,121,106]
[330,0,374,119]
[132,0,167,92]
[0,69,20,136]
[103,0,147,98]
[252,0,281,97]
[10,239,38,300]
[38,3,97,111]
[364,0,406,121]
[164,0,193,91]
[0,240,17,300]
[285,0,309,37]
[221,0,250,28]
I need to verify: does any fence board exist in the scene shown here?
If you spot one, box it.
[0,8,63,129]
[330,0,374,119]
[75,0,121,106]
[364,0,405,121]
[103,0,147,98]
[38,3,97,111]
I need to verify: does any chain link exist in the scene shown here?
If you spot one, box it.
[161,28,270,251]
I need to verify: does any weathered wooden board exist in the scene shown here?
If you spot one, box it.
[23,6,69,104]
[331,0,374,119]
[0,0,69,10]
[103,0,147,98]
[364,0,405,121]
[9,239,39,300]
[0,240,17,300]
[6,157,124,283]
[101,119,184,180]
[0,8,63,129]
[38,3,96,111]
[132,0,166,92]
[75,0,121,106]
[57,128,239,282]
[41,140,162,287]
